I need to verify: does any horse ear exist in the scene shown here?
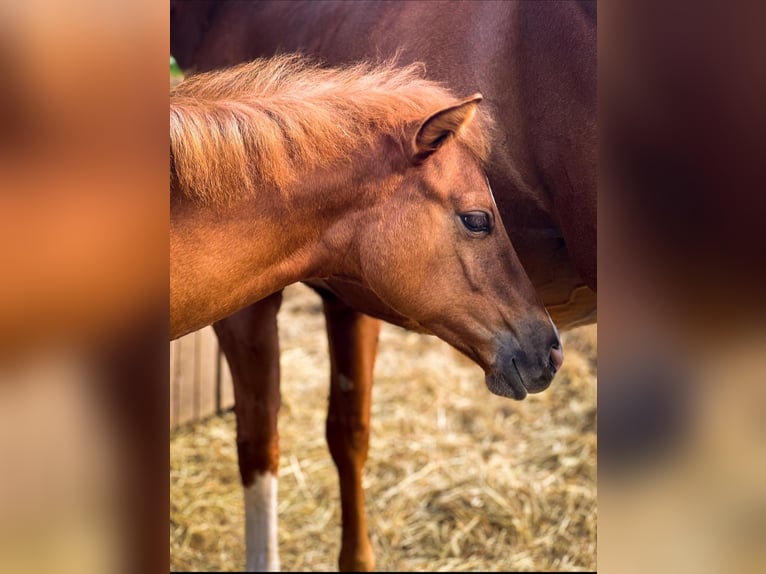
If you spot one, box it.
[410,93,483,164]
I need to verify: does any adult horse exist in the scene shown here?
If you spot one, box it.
[171,1,596,570]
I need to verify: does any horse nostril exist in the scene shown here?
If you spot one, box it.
[549,343,564,372]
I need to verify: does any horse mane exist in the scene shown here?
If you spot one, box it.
[170,54,492,205]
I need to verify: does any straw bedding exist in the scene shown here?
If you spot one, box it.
[170,283,596,572]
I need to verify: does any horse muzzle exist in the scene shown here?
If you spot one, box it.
[485,331,564,400]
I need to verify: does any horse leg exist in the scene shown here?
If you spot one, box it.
[322,294,381,572]
[213,291,283,572]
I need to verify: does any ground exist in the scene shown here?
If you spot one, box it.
[170,283,597,572]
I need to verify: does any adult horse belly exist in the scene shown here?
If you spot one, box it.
[513,236,597,330]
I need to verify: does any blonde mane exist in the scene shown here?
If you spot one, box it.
[170,54,491,205]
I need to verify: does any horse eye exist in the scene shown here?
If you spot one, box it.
[459,211,491,234]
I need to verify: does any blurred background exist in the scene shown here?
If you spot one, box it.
[1,1,765,573]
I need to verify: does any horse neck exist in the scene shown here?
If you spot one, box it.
[170,142,398,339]
[265,140,403,279]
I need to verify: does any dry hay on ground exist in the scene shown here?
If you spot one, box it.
[170,283,597,572]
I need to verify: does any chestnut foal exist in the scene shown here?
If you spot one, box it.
[170,55,562,570]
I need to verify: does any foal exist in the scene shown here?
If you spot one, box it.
[170,55,562,571]
[170,55,501,340]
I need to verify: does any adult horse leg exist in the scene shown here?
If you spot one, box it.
[322,292,381,572]
[213,291,283,572]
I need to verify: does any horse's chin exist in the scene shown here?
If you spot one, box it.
[485,370,528,400]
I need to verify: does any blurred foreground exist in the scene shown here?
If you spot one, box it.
[0,2,168,573]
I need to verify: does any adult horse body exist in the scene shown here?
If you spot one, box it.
[171,1,596,571]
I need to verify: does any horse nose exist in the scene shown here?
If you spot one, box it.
[484,330,563,400]
[549,341,564,373]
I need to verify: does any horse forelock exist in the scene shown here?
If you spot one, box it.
[169,54,492,205]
